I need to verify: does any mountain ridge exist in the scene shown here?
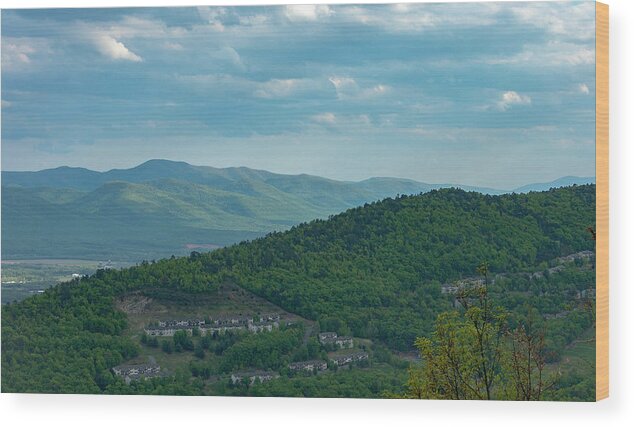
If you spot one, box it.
[1,160,596,261]
[2,158,594,194]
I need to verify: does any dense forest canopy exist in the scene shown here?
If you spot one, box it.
[1,185,595,394]
[197,185,595,348]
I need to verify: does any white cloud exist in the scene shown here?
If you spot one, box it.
[218,47,244,69]
[179,74,327,100]
[177,73,253,93]
[1,39,36,70]
[74,17,187,60]
[2,99,12,108]
[329,76,367,100]
[312,112,337,124]
[486,41,594,67]
[284,5,333,22]
[93,35,142,62]
[203,47,245,71]
[391,4,413,14]
[370,84,389,95]
[254,79,301,98]
[239,14,270,26]
[559,48,594,66]
[497,91,531,111]
[163,41,183,51]
[328,76,355,89]
[339,5,437,31]
[197,6,226,31]
[358,114,371,125]
[329,76,390,100]
[578,83,590,95]
[253,77,329,99]
[511,1,595,41]
[310,112,373,128]
[512,4,565,35]
[83,16,186,40]
[336,3,495,33]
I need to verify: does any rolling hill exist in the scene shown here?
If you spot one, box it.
[513,176,596,193]
[1,185,596,395]
[1,160,595,260]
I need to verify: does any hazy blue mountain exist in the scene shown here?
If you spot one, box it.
[512,176,596,193]
[2,166,103,191]
[3,159,504,196]
[1,160,595,260]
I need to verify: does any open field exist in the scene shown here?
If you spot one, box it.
[1,259,134,304]
[559,328,596,374]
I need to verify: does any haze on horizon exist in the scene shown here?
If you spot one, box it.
[1,2,596,188]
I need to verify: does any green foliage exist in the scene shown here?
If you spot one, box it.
[406,267,591,401]
[223,366,408,398]
[1,185,596,397]
[105,375,205,396]
[197,185,596,350]
[161,340,174,354]
[194,343,206,359]
[173,330,194,352]
[1,256,216,392]
[219,327,304,372]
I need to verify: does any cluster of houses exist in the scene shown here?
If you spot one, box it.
[228,331,369,385]
[230,370,280,385]
[557,250,594,264]
[144,314,281,337]
[112,363,163,384]
[530,265,566,280]
[329,351,369,367]
[531,251,595,280]
[138,318,373,386]
[576,288,596,300]
[318,332,354,349]
[440,277,488,295]
[286,350,370,374]
[288,359,328,373]
[282,331,368,377]
[97,260,115,270]
[543,310,572,320]
[231,351,370,385]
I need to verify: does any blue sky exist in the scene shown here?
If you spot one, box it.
[1,1,596,188]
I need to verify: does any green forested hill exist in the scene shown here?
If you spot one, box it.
[197,185,596,349]
[1,185,595,394]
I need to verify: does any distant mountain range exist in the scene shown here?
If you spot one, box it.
[512,176,596,193]
[1,159,595,260]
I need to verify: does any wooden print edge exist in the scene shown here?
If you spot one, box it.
[595,0,609,402]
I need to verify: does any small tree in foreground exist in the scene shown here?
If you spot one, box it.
[405,262,558,401]
[504,312,557,401]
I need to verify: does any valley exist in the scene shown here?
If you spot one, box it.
[1,259,134,304]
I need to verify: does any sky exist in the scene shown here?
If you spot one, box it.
[1,1,596,188]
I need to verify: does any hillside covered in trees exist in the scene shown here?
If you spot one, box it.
[1,185,596,396]
[202,185,595,349]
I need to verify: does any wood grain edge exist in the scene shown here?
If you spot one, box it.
[595,0,609,402]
